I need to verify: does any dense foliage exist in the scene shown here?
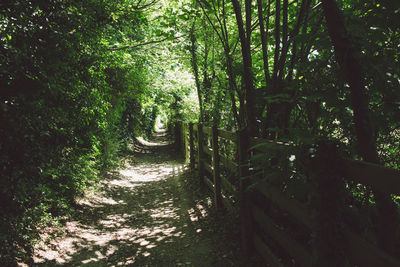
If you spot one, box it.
[179,0,400,150]
[178,0,400,259]
[0,0,167,264]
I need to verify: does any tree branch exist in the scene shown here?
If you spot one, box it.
[133,0,159,10]
[109,35,186,51]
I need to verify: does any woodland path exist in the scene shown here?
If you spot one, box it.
[32,131,243,266]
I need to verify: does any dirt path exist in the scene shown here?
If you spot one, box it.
[33,131,242,266]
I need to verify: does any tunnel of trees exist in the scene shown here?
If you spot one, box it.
[1,0,400,264]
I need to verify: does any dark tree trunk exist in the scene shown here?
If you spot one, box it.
[231,0,257,134]
[272,0,281,81]
[224,47,242,128]
[256,0,271,83]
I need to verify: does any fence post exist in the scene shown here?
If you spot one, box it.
[197,123,204,184]
[309,141,346,266]
[174,121,181,152]
[212,125,222,210]
[189,123,195,169]
[182,123,186,158]
[237,127,252,256]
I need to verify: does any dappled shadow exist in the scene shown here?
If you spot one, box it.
[33,133,224,266]
[132,130,171,154]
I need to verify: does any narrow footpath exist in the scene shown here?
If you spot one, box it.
[33,131,243,266]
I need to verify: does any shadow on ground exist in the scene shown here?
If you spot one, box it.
[33,131,242,266]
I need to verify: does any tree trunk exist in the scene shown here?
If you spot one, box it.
[224,48,242,128]
[231,0,257,135]
[189,24,204,122]
[272,0,281,81]
[257,0,271,83]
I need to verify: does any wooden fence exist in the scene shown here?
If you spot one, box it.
[177,123,400,266]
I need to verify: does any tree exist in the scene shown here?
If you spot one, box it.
[321,0,399,254]
[231,0,257,135]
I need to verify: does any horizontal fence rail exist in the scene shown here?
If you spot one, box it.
[177,122,400,266]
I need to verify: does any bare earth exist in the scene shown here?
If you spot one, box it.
[32,131,243,266]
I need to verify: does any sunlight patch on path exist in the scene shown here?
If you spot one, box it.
[117,165,177,184]
[77,193,124,208]
[136,136,170,146]
[33,147,191,266]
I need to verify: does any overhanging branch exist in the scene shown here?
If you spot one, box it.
[109,34,187,51]
[134,0,159,10]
